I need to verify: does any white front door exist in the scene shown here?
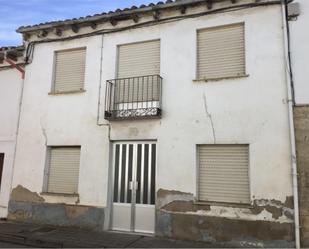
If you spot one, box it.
[112,142,156,234]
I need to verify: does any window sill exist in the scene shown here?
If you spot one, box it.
[193,74,249,83]
[40,192,79,198]
[48,90,86,95]
[195,200,252,209]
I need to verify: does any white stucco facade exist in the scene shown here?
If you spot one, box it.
[10,2,294,227]
[289,0,309,105]
[0,67,23,217]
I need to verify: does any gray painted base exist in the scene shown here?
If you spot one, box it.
[156,210,295,248]
[8,200,105,230]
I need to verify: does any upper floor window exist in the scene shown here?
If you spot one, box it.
[116,39,161,103]
[197,23,245,80]
[117,39,160,78]
[52,48,86,94]
[105,40,162,120]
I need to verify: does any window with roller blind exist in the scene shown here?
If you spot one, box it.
[52,48,86,93]
[197,23,246,80]
[197,144,250,204]
[46,146,81,194]
[116,40,160,103]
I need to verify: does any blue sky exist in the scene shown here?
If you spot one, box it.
[0,0,156,46]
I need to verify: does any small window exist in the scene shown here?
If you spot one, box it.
[197,23,245,80]
[52,48,86,93]
[0,153,4,189]
[197,144,250,204]
[46,147,81,194]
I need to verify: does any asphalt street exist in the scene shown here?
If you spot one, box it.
[0,241,31,248]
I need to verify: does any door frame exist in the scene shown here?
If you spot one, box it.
[107,140,157,232]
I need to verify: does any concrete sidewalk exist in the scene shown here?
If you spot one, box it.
[0,221,213,248]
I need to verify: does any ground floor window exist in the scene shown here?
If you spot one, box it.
[0,153,4,189]
[46,146,81,194]
[197,144,250,204]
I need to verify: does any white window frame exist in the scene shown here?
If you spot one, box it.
[51,47,87,94]
[196,144,252,205]
[43,146,81,195]
[195,22,247,82]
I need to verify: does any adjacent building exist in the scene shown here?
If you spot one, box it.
[0,0,307,247]
[0,47,24,218]
[289,0,309,246]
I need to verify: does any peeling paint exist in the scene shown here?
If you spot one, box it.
[162,200,210,213]
[8,200,105,230]
[157,189,294,223]
[157,210,295,247]
[251,198,294,221]
[10,185,45,203]
[156,189,295,246]
[157,189,194,209]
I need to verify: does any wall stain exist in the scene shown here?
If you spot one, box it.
[65,205,89,219]
[8,201,105,230]
[162,200,210,213]
[10,185,45,203]
[251,197,294,220]
[157,188,194,209]
[156,189,295,246]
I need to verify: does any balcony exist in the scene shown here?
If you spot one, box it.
[104,75,162,120]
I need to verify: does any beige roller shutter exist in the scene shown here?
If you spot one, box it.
[116,40,160,103]
[53,48,86,93]
[47,147,81,194]
[198,145,250,204]
[197,23,245,80]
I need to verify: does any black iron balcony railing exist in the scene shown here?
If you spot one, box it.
[105,75,162,120]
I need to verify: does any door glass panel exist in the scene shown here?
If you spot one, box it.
[127,145,134,203]
[120,144,126,203]
[113,145,120,202]
[150,144,156,205]
[143,144,149,204]
[114,144,134,204]
[136,144,142,204]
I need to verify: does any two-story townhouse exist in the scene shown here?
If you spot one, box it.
[5,0,298,247]
[288,0,309,246]
[0,46,24,218]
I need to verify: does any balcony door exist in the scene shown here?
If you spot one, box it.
[111,142,156,234]
[113,40,161,118]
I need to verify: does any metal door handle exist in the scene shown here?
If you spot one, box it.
[129,181,139,191]
[129,181,133,190]
[135,181,139,191]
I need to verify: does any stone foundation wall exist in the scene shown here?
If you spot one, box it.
[156,189,295,247]
[294,106,309,247]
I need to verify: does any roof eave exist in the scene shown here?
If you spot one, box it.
[16,0,224,33]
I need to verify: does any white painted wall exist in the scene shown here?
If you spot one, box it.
[0,68,23,217]
[289,0,309,105]
[12,36,110,207]
[12,4,293,223]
